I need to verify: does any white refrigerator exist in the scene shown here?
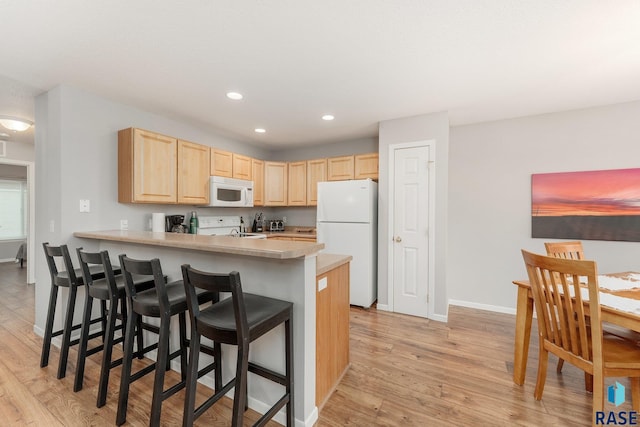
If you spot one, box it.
[317,179,378,308]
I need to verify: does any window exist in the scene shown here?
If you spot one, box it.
[0,179,27,240]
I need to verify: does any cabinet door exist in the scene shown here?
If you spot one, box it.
[210,148,233,177]
[252,158,265,206]
[119,128,177,203]
[288,161,307,206]
[264,161,288,206]
[307,158,327,206]
[327,155,354,181]
[177,140,210,204]
[233,153,252,180]
[355,153,379,180]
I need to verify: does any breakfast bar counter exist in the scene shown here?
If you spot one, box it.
[74,229,327,427]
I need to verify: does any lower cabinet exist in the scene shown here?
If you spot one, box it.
[316,261,350,408]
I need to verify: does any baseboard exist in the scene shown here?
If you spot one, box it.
[448,299,516,316]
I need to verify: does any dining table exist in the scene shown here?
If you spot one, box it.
[512,271,640,385]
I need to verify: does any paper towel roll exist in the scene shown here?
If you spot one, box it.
[152,213,165,232]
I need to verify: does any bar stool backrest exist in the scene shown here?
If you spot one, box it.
[181,266,248,343]
[118,255,167,311]
[76,248,119,296]
[43,242,78,286]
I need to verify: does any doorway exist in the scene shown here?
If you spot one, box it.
[387,141,435,318]
[0,158,35,284]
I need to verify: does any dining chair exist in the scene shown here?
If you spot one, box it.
[521,250,640,423]
[544,240,585,260]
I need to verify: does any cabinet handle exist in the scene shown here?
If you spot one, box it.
[394,236,402,243]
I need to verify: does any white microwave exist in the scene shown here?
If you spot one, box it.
[208,176,254,207]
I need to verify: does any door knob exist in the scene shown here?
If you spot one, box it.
[394,236,402,242]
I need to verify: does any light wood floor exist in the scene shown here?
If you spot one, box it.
[1,261,628,426]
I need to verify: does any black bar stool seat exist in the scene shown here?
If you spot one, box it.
[116,255,215,427]
[181,265,294,427]
[40,242,121,379]
[74,248,159,408]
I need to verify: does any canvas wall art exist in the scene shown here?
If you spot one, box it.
[531,168,640,242]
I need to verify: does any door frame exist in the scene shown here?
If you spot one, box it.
[0,158,35,284]
[387,140,436,317]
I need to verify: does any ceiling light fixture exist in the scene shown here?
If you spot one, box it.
[322,114,335,121]
[254,128,266,133]
[226,92,243,100]
[0,116,33,132]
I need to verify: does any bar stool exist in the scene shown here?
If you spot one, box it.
[181,265,294,427]
[74,248,159,407]
[40,242,119,379]
[116,255,215,427]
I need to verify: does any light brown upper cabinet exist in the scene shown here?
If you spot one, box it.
[177,140,210,204]
[264,161,288,206]
[288,161,307,206]
[118,128,178,204]
[233,153,252,180]
[307,158,327,206]
[354,153,379,180]
[327,155,355,181]
[210,148,233,177]
[252,158,265,206]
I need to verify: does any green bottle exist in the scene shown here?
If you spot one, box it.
[189,211,198,234]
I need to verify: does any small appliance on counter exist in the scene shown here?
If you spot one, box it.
[268,219,285,232]
[166,214,187,233]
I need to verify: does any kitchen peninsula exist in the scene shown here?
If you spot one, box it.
[73,229,349,427]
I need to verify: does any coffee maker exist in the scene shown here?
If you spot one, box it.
[165,215,186,233]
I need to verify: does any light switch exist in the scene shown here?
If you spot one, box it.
[318,277,328,291]
[79,199,90,213]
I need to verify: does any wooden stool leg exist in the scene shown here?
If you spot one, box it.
[40,284,59,368]
[97,296,119,407]
[116,310,139,426]
[149,314,171,427]
[57,285,78,379]
[73,291,94,392]
[232,342,249,427]
[182,331,201,427]
[179,312,188,380]
[285,317,294,426]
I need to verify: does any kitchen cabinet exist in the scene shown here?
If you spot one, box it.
[293,236,316,242]
[316,257,350,408]
[354,153,379,180]
[118,128,177,204]
[177,140,210,204]
[307,158,327,206]
[252,158,264,206]
[210,148,233,177]
[233,153,252,180]
[287,161,307,206]
[264,161,288,206]
[327,155,354,181]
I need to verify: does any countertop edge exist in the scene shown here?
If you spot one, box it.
[74,230,324,260]
[316,253,353,276]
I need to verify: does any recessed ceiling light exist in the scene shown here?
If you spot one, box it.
[254,128,266,133]
[322,114,335,121]
[226,92,243,100]
[0,116,33,132]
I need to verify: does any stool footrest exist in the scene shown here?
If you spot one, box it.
[248,361,287,386]
[255,393,290,427]
[195,377,236,419]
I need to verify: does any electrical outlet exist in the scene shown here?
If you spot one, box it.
[79,199,90,212]
[283,216,287,223]
[49,220,55,232]
[318,277,327,291]
[120,219,128,230]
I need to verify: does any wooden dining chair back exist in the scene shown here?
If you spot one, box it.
[521,249,640,424]
[544,241,585,260]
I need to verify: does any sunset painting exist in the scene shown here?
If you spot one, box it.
[531,168,640,241]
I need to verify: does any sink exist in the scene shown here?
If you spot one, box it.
[230,232,267,239]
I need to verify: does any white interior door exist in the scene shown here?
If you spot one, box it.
[391,143,432,318]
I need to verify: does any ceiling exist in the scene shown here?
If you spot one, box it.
[1,1,639,149]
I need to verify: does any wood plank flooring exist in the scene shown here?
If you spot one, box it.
[0,261,628,426]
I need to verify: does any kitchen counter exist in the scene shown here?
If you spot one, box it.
[316,253,352,275]
[74,229,325,426]
[74,229,323,259]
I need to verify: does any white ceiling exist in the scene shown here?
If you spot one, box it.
[1,1,639,149]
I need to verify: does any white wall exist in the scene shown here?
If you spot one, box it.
[33,85,271,333]
[378,112,450,319]
[448,100,640,313]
